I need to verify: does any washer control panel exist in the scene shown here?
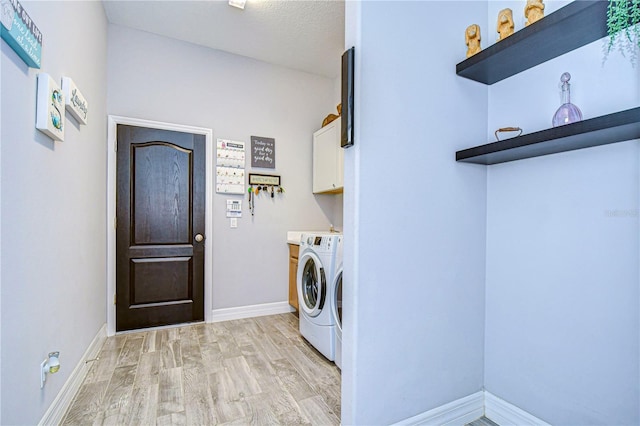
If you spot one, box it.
[302,234,338,253]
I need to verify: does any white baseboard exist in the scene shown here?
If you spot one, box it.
[484,391,551,426]
[39,323,107,426]
[210,301,295,323]
[393,391,484,426]
[392,390,551,426]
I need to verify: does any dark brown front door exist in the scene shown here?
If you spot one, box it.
[116,125,205,331]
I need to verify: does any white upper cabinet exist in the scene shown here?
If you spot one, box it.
[313,117,344,194]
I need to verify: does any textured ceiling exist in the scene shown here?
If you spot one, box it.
[103,0,345,78]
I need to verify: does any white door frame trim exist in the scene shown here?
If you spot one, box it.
[106,115,214,336]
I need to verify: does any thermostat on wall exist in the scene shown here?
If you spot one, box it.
[226,200,242,218]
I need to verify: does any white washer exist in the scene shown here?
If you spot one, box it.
[332,236,343,369]
[297,232,340,361]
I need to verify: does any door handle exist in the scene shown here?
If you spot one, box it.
[194,234,205,243]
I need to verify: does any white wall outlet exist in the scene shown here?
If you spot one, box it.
[40,359,48,388]
[40,351,60,388]
[230,218,238,228]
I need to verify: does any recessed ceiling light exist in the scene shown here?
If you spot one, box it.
[229,0,246,10]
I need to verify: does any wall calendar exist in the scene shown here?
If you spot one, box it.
[216,139,245,194]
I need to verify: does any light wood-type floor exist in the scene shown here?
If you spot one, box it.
[62,313,341,425]
[467,416,499,426]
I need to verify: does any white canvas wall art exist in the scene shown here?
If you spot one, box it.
[36,73,65,141]
[62,76,88,124]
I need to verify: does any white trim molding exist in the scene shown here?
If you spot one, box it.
[391,390,552,426]
[106,116,214,336]
[210,301,295,323]
[484,391,551,426]
[393,391,484,426]
[39,324,107,426]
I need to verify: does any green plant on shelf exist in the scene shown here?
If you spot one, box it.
[606,0,640,64]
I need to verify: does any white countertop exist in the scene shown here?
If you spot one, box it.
[287,230,342,245]
[287,231,307,245]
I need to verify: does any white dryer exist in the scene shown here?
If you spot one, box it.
[332,236,343,369]
[297,232,340,361]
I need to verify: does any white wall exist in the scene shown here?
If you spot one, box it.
[0,2,108,424]
[342,2,488,424]
[107,25,339,311]
[0,25,3,421]
[484,1,640,424]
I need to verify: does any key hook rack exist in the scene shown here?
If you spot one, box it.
[247,174,285,216]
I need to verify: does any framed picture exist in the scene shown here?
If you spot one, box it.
[250,136,275,168]
[249,173,280,186]
[341,47,354,148]
[36,73,64,141]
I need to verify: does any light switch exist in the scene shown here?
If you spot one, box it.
[230,218,238,228]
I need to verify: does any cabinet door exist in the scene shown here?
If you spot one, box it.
[288,244,299,311]
[335,137,344,189]
[313,118,343,193]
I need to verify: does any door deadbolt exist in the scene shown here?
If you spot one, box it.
[194,234,204,243]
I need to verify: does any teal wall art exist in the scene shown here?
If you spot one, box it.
[1,0,42,68]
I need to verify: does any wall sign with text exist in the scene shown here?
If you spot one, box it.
[251,136,275,169]
[1,0,42,68]
[62,77,88,125]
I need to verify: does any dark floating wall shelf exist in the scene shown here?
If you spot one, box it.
[456,108,640,165]
[456,1,609,85]
[455,2,638,165]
